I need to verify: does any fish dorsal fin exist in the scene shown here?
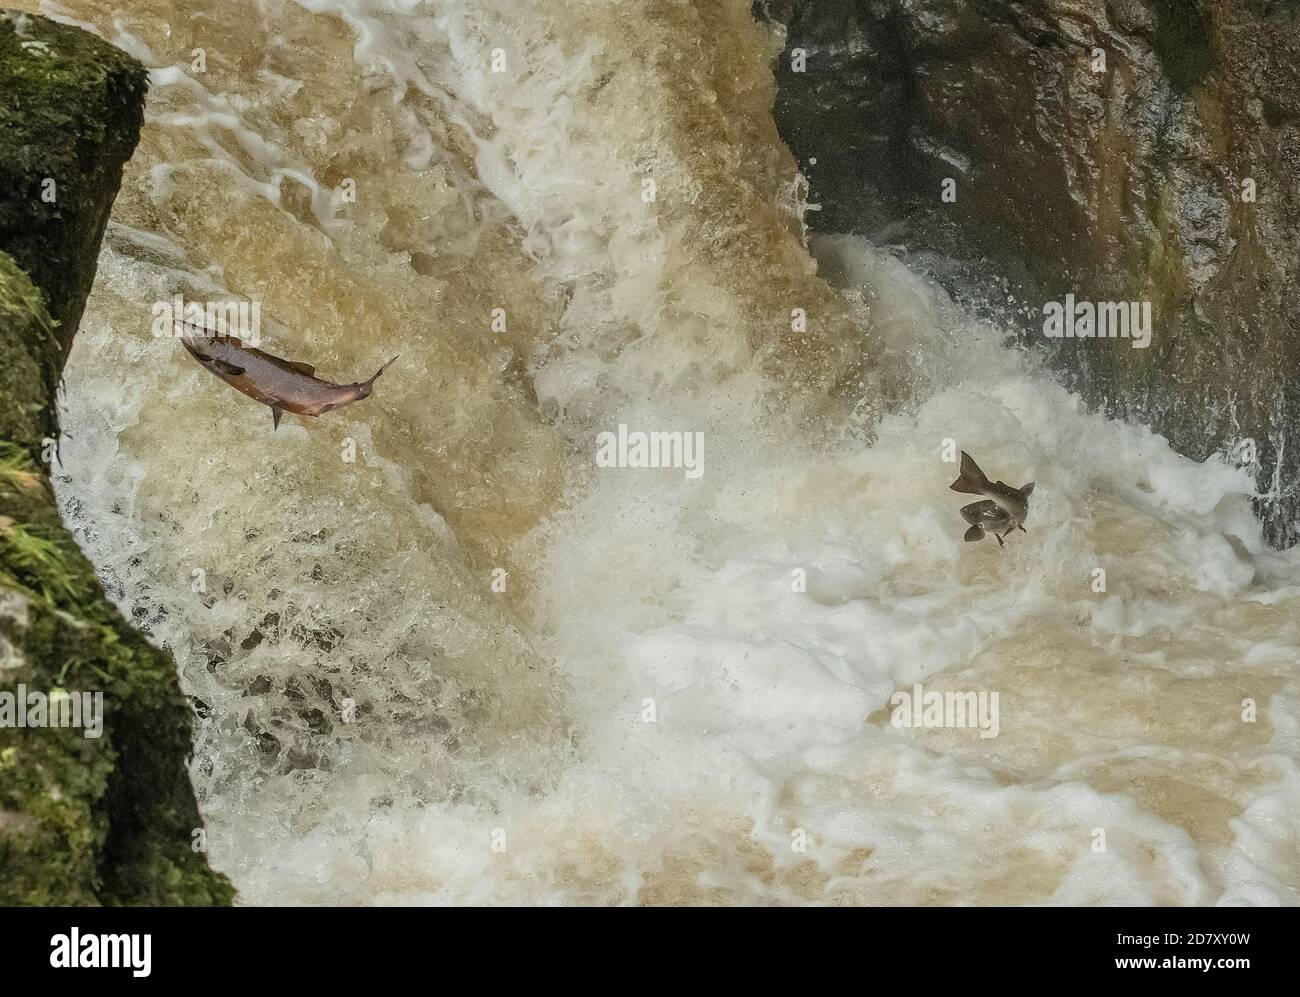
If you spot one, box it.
[285,360,315,377]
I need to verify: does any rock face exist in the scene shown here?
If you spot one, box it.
[762,0,1300,547]
[0,11,231,904]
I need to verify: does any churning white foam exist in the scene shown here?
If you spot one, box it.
[518,236,1300,905]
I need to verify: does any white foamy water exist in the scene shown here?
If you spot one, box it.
[37,0,1300,904]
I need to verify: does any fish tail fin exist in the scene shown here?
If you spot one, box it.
[950,451,991,495]
[963,524,985,543]
[368,355,399,384]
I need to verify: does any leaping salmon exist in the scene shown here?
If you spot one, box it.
[178,323,397,430]
[949,451,1035,548]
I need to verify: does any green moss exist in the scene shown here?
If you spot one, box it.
[0,522,85,604]
[0,441,44,490]
[1153,0,1216,94]
[0,252,61,453]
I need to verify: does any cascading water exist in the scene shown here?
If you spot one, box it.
[30,0,1300,904]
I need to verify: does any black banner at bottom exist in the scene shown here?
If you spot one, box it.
[0,906,1280,983]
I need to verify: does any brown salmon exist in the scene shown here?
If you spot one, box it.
[950,451,1035,548]
[178,323,397,430]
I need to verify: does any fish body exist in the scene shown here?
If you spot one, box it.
[950,451,1034,548]
[179,324,396,429]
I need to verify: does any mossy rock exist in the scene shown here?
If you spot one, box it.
[0,13,232,905]
[0,250,58,453]
[0,10,146,354]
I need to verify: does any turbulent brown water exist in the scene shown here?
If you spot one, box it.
[28,0,1300,903]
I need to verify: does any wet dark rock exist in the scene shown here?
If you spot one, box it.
[764,0,1300,545]
[0,10,142,365]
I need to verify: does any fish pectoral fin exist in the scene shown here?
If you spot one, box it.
[285,361,316,377]
[271,405,283,430]
[213,359,246,376]
[963,525,984,543]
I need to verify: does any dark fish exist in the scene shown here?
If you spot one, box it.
[949,451,1035,548]
[179,323,397,430]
